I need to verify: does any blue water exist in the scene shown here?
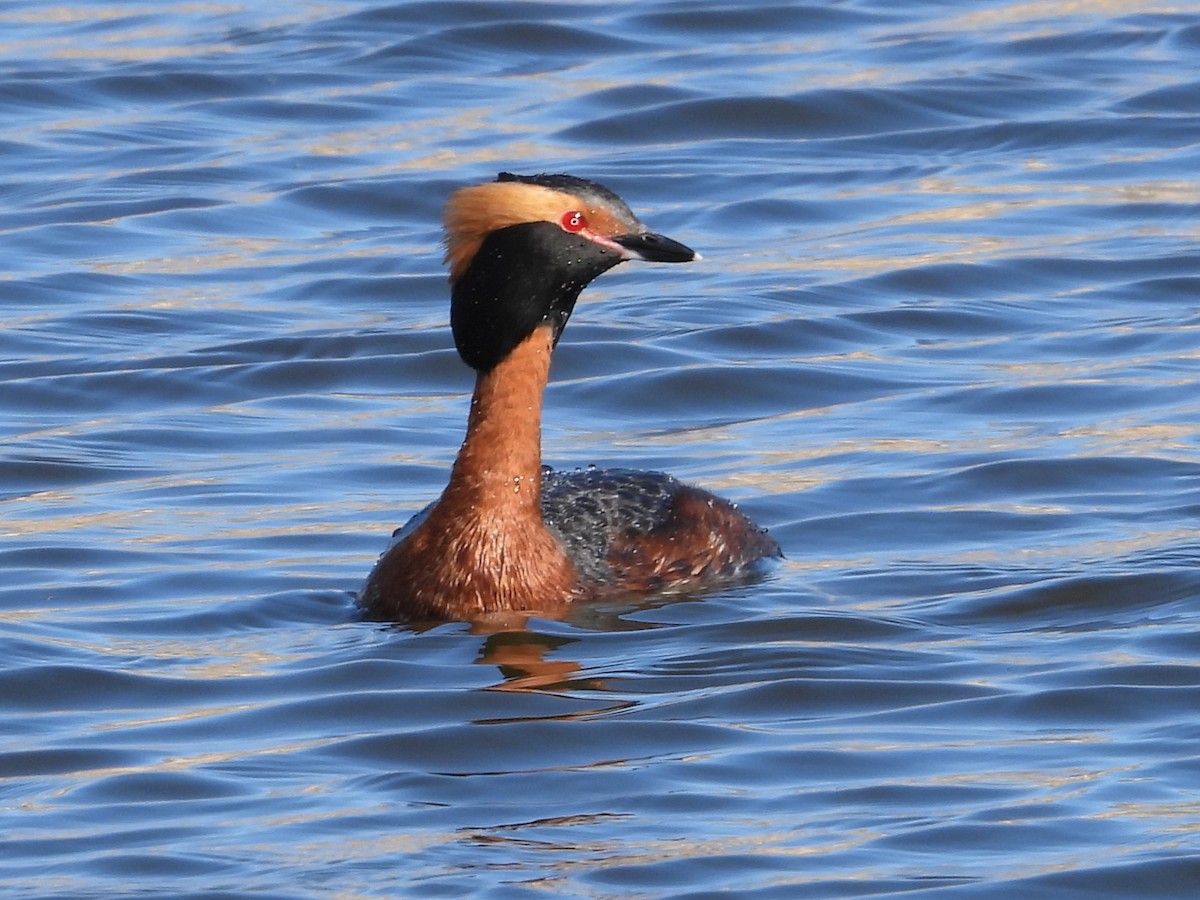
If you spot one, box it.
[4,1,1200,896]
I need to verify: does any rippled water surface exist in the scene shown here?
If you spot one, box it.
[4,1,1200,896]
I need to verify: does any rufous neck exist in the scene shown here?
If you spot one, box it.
[445,325,554,513]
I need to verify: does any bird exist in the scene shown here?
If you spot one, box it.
[360,172,780,622]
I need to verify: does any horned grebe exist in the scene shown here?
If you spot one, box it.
[361,172,780,621]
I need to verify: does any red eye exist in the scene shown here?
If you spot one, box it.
[561,210,588,233]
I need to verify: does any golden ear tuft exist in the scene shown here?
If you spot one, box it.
[443,181,581,282]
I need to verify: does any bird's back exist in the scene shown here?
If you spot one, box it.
[541,466,779,594]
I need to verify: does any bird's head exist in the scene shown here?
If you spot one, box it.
[443,172,696,372]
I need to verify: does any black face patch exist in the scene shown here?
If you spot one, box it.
[450,221,625,372]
